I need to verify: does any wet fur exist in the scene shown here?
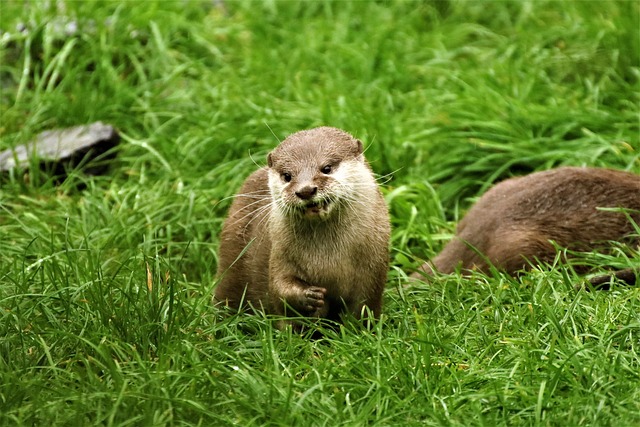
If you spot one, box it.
[412,167,640,286]
[215,127,390,327]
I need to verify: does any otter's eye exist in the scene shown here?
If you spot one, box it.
[321,165,333,174]
[282,172,292,183]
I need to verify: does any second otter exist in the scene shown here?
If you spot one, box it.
[412,167,640,285]
[215,127,390,326]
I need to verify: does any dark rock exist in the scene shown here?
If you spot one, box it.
[0,122,120,176]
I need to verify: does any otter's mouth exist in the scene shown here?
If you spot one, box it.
[303,199,332,217]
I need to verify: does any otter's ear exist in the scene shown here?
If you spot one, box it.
[354,138,364,155]
[267,152,274,168]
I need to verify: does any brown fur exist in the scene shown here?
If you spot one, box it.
[412,167,640,285]
[215,127,390,327]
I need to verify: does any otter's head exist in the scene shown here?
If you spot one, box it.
[267,127,367,220]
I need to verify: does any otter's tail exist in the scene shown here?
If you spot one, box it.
[586,268,638,290]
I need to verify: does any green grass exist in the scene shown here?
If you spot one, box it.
[1,0,639,425]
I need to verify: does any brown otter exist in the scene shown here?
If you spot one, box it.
[214,127,390,327]
[411,167,640,287]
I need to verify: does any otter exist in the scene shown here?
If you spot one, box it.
[214,127,390,327]
[411,167,640,287]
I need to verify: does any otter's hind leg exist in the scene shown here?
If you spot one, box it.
[411,236,491,278]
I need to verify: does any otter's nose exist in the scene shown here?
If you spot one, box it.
[295,185,317,200]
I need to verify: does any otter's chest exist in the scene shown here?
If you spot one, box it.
[288,237,360,290]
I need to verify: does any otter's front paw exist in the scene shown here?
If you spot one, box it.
[301,286,326,314]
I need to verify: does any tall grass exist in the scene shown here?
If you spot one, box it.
[1,1,639,425]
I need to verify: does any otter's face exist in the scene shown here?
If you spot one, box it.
[266,127,365,220]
